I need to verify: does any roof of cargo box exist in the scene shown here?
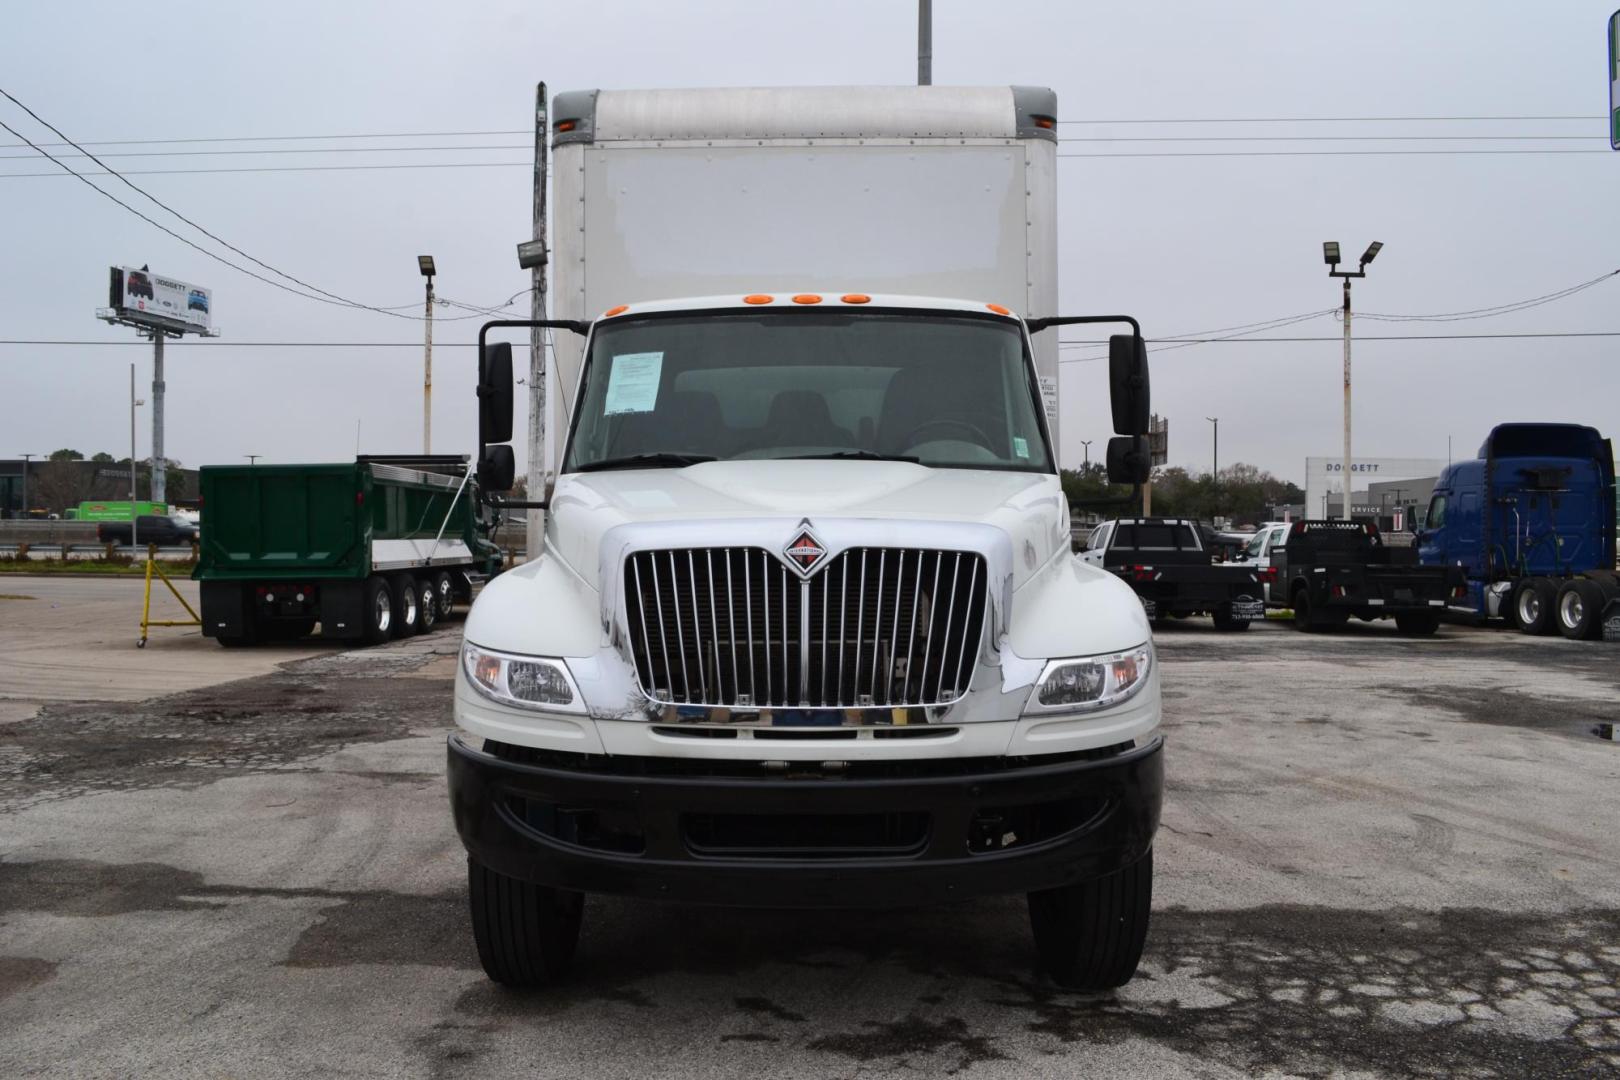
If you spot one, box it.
[592,293,1024,320]
[551,86,1057,146]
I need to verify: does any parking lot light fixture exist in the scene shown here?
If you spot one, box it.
[1326,240,1385,521]
[1323,241,1340,266]
[1360,241,1383,267]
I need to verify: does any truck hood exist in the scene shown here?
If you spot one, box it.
[544,460,1069,592]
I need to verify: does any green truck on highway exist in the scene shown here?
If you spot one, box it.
[193,455,500,646]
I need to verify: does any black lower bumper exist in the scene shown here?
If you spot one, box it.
[446,734,1163,908]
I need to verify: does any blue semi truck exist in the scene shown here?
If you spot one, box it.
[1417,423,1618,641]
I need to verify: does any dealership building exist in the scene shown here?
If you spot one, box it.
[1302,456,1447,526]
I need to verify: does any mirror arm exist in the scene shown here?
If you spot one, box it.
[484,494,549,511]
[1026,314,1142,337]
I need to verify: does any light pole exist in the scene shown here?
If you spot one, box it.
[17,452,37,518]
[245,455,261,467]
[419,255,436,454]
[130,363,145,548]
[1324,240,1382,521]
[1206,416,1219,498]
[1080,439,1092,468]
[917,0,932,85]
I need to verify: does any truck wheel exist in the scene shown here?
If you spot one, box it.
[1394,612,1440,636]
[1028,850,1153,991]
[362,575,393,644]
[1556,579,1605,641]
[390,574,420,638]
[417,578,438,632]
[434,571,457,618]
[1513,578,1557,636]
[1212,605,1250,632]
[468,857,583,987]
[1291,589,1315,632]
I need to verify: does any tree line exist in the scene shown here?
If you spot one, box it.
[25,448,190,513]
[1062,462,1303,527]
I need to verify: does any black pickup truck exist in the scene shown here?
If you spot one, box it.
[97,513,198,547]
[1272,520,1466,635]
[1082,517,1272,631]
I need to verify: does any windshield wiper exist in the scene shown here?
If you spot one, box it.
[777,451,922,464]
[575,452,717,473]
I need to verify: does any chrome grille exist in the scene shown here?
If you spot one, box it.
[624,547,988,709]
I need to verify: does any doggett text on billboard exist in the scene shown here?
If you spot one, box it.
[114,266,212,332]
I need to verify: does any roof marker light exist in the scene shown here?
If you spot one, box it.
[791,294,822,305]
[986,303,1012,316]
[603,305,628,317]
[1032,115,1056,130]
[742,294,774,305]
[840,294,871,304]
[555,120,577,133]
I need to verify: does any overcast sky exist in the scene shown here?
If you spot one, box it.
[3,0,1618,483]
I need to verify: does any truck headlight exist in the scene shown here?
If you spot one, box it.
[1029,643,1153,712]
[461,642,584,713]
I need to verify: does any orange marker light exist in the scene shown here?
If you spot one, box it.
[840,293,871,304]
[986,303,1012,316]
[742,294,774,305]
[1032,115,1056,130]
[791,294,823,305]
[555,119,577,132]
[602,305,629,317]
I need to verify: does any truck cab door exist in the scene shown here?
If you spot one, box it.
[1416,492,1450,571]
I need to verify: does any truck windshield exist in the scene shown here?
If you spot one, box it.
[563,312,1053,473]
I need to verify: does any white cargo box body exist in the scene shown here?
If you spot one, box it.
[548,84,1060,458]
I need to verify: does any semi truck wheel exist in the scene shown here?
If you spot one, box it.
[1394,612,1440,636]
[417,578,438,632]
[390,575,420,638]
[468,857,583,986]
[1028,850,1153,991]
[434,571,456,618]
[1513,578,1557,636]
[1556,579,1605,641]
[362,575,393,644]
[1212,605,1250,632]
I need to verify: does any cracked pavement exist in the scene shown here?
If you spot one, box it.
[3,580,1619,1078]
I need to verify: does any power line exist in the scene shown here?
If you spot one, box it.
[0,160,531,179]
[1056,148,1612,158]
[1058,134,1605,142]
[0,339,551,347]
[1355,269,1620,323]
[0,143,531,161]
[1059,114,1603,124]
[0,129,528,150]
[1054,329,1620,364]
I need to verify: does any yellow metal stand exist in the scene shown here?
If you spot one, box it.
[138,543,202,648]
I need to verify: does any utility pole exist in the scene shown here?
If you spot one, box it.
[150,329,167,505]
[17,453,37,518]
[1206,414,1219,489]
[1080,439,1092,467]
[130,364,144,549]
[418,255,436,454]
[245,455,261,467]
[917,0,932,85]
[1324,240,1382,521]
[528,81,550,557]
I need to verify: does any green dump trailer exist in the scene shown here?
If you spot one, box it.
[194,455,500,646]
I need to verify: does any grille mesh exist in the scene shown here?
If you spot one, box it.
[624,547,987,709]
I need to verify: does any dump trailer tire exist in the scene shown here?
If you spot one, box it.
[468,857,583,987]
[390,574,420,638]
[417,577,438,633]
[362,575,393,644]
[434,571,456,618]
[1394,612,1440,636]
[1028,850,1153,991]
[1514,578,1557,636]
[1556,578,1605,641]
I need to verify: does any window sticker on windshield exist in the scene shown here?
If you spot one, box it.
[1013,436,1030,459]
[604,352,663,415]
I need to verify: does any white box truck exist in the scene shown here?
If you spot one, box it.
[448,85,1163,991]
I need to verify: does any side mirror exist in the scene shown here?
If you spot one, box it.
[1108,334,1150,435]
[479,342,514,446]
[478,444,515,492]
[1106,435,1151,485]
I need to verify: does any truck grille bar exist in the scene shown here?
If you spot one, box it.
[624,547,988,710]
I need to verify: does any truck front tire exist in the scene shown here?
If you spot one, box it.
[1291,588,1315,632]
[1028,850,1153,991]
[468,857,583,987]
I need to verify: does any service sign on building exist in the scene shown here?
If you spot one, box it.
[113,266,211,332]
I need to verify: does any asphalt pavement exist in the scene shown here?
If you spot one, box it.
[1,585,1618,1078]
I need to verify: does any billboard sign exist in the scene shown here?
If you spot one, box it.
[109,266,211,332]
[1611,10,1619,149]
